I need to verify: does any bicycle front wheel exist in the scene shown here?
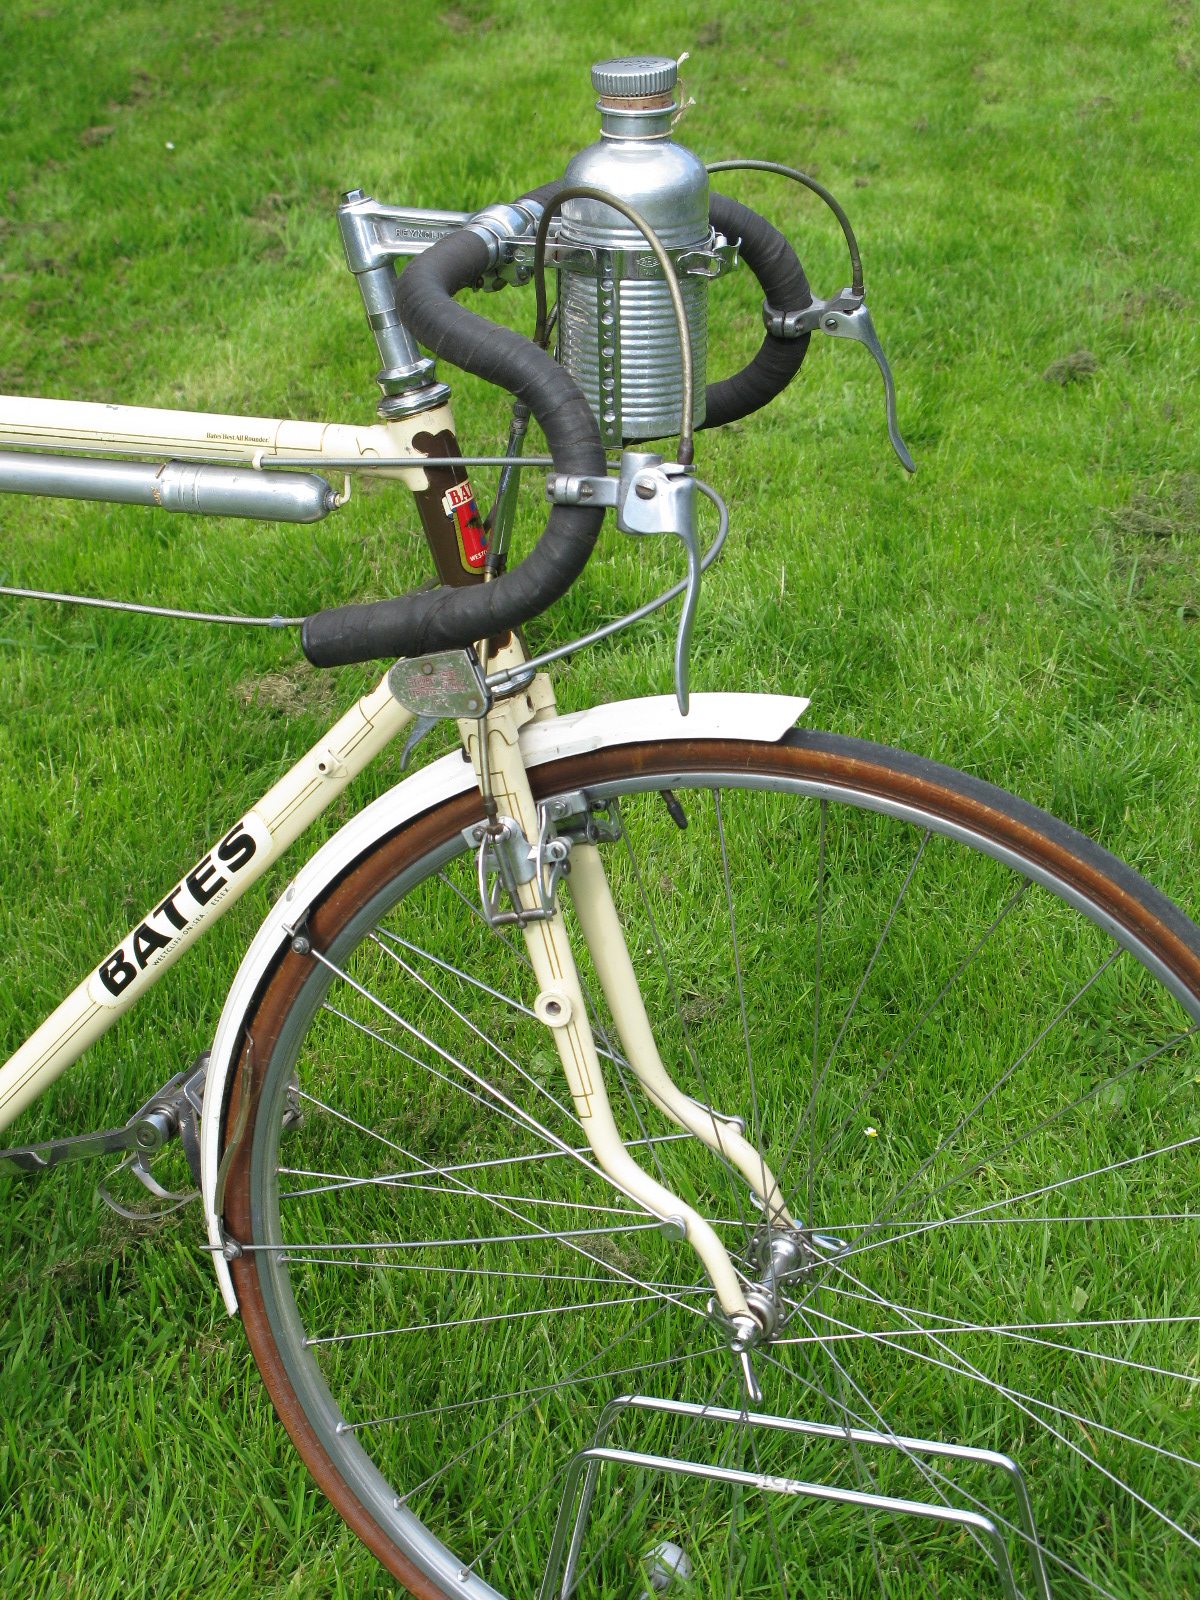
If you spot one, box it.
[220,728,1200,1600]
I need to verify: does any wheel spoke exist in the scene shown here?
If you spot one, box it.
[368,931,582,1127]
[374,927,539,1017]
[339,1344,721,1435]
[281,1256,707,1293]
[816,876,1032,1171]
[772,1315,1200,1386]
[825,1263,1200,1542]
[263,1222,665,1253]
[320,1002,553,1148]
[714,789,772,1231]
[779,1300,987,1585]
[435,868,533,969]
[303,1291,668,1347]
[892,1021,1200,1224]
[228,749,1200,1594]
[567,1367,739,1598]
[777,829,931,1219]
[790,1281,1200,1384]
[854,947,1123,1245]
[281,1129,691,1185]
[808,798,826,1230]
[757,1341,1114,1600]
[836,1131,1200,1265]
[746,1418,790,1600]
[279,1171,647,1215]
[390,1296,681,1510]
[283,1090,706,1320]
[307,944,674,1220]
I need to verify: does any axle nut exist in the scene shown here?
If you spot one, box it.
[534,988,574,1029]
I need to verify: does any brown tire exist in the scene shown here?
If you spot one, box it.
[219,730,1200,1598]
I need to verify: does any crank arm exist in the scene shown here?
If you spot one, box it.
[763,290,915,473]
[0,1120,136,1176]
[0,1054,207,1184]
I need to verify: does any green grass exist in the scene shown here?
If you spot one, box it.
[0,0,1198,1594]
[232,770,1200,1599]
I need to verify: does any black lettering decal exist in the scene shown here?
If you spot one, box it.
[216,822,257,874]
[186,855,227,906]
[132,921,172,970]
[98,949,137,997]
[154,886,188,930]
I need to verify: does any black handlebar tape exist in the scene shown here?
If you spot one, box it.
[703,191,813,429]
[300,223,604,668]
[519,179,564,208]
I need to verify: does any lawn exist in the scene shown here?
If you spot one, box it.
[1,0,1198,1596]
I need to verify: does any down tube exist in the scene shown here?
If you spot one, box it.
[0,672,413,1133]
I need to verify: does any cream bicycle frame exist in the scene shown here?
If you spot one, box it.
[0,387,453,1134]
[0,392,791,1321]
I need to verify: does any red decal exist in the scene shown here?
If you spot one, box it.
[443,476,489,571]
[454,498,489,569]
[441,481,476,514]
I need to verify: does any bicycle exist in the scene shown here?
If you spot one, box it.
[2,51,1199,1600]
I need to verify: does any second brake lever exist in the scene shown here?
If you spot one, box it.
[545,451,702,716]
[764,290,916,474]
[615,456,701,717]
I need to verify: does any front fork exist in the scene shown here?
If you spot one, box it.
[396,389,790,1346]
[457,640,794,1341]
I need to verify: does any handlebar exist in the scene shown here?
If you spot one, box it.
[300,223,607,669]
[300,190,814,669]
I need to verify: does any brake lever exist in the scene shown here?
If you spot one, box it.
[615,457,701,715]
[763,289,915,474]
[545,452,703,715]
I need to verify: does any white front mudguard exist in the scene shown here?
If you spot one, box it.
[201,692,808,1314]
